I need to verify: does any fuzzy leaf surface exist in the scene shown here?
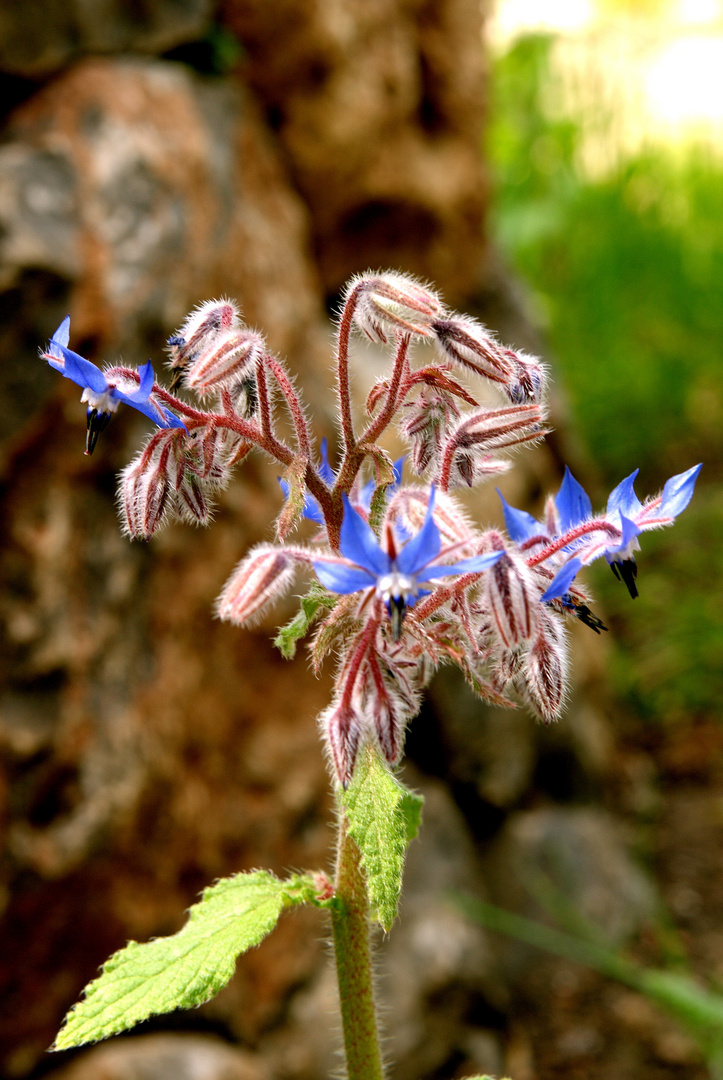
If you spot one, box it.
[274,582,336,659]
[342,744,424,932]
[55,871,313,1050]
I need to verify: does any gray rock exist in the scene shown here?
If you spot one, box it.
[49,1033,271,1080]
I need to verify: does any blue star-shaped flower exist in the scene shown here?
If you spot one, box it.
[44,316,185,454]
[498,463,701,603]
[313,487,502,640]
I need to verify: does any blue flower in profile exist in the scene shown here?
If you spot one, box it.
[498,463,701,604]
[313,487,503,640]
[44,316,185,454]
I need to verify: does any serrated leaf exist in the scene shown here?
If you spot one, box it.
[342,744,424,932]
[274,582,336,659]
[55,871,313,1050]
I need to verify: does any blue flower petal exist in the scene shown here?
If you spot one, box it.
[555,467,592,533]
[313,560,376,594]
[497,489,543,543]
[319,438,336,485]
[540,556,584,602]
[159,409,187,431]
[659,463,702,519]
[47,316,70,361]
[414,549,503,583]
[395,487,441,574]
[604,514,641,562]
[339,495,390,576]
[606,469,642,519]
[52,343,109,395]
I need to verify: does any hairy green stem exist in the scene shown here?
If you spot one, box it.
[331,819,385,1080]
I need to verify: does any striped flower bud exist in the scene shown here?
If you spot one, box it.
[523,610,569,723]
[167,298,241,389]
[484,532,540,649]
[184,329,265,398]
[319,699,364,788]
[432,315,516,384]
[348,272,445,343]
[217,544,296,626]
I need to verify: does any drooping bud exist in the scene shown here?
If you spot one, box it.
[184,329,265,398]
[502,352,547,405]
[117,430,181,539]
[355,653,422,769]
[347,272,445,343]
[432,315,516,384]
[167,298,241,389]
[319,699,364,788]
[217,544,296,626]
[484,532,540,649]
[523,609,569,723]
[400,388,461,474]
[439,404,547,489]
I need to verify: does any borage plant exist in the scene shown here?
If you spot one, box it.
[45,273,700,1079]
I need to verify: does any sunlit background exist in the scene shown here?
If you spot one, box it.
[486,0,723,726]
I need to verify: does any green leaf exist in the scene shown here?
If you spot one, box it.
[342,744,424,932]
[55,871,314,1050]
[274,582,336,659]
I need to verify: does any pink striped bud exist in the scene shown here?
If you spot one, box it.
[319,699,364,787]
[184,329,265,398]
[439,404,547,489]
[523,610,569,723]
[167,298,241,389]
[348,272,445,343]
[117,432,180,539]
[484,532,540,649]
[400,389,461,474]
[355,655,421,769]
[432,315,516,384]
[217,544,296,626]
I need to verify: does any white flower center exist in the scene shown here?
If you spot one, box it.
[81,387,119,414]
[376,570,417,604]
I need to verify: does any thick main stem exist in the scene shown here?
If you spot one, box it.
[331,819,385,1080]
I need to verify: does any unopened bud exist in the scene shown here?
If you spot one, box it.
[167,298,241,387]
[217,544,296,626]
[349,272,445,343]
[484,533,540,649]
[118,457,172,540]
[320,699,364,787]
[184,329,264,397]
[503,352,547,405]
[433,315,515,384]
[523,610,569,723]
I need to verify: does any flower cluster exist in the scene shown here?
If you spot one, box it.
[41,272,701,787]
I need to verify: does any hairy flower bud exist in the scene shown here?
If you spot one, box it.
[348,272,445,343]
[484,532,540,649]
[184,329,265,398]
[439,404,547,489]
[400,389,461,474]
[320,699,364,787]
[117,431,182,539]
[217,544,296,626]
[432,315,516,384]
[523,610,569,723]
[167,298,241,389]
[502,352,547,405]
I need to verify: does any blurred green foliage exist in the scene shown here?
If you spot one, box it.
[488,33,722,723]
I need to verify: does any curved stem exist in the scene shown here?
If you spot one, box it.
[337,283,364,453]
[331,818,385,1080]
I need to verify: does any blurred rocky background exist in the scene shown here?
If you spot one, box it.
[0,2,715,1079]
